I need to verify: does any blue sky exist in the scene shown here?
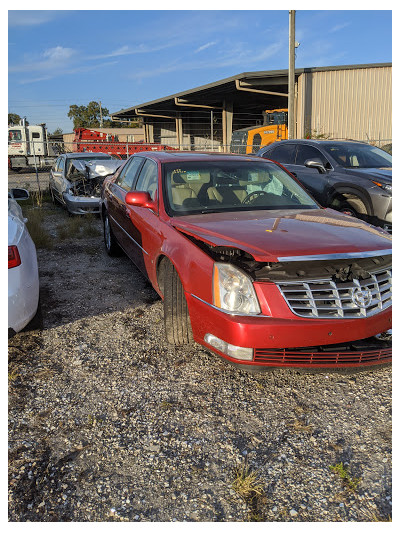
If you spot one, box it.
[8,8,392,133]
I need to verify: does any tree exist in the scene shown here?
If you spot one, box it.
[68,101,106,129]
[52,127,63,135]
[8,113,22,125]
[67,101,140,129]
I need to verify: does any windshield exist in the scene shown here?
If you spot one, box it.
[324,143,392,168]
[66,155,114,173]
[9,130,22,142]
[163,160,319,216]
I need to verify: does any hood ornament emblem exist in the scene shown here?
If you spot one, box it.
[351,286,373,308]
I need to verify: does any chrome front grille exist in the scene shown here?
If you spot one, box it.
[277,269,392,319]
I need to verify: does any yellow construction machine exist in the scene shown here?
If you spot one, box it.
[230,109,288,154]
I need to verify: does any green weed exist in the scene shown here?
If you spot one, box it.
[23,208,53,249]
[329,462,361,491]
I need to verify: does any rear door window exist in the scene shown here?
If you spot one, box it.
[266,143,296,164]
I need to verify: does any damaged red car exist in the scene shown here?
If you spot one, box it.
[100,152,392,369]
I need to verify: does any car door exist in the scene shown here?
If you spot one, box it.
[286,144,331,203]
[51,156,66,201]
[107,156,145,251]
[124,158,161,276]
[262,143,297,169]
[49,158,60,197]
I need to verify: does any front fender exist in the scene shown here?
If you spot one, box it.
[327,184,373,215]
[154,227,215,304]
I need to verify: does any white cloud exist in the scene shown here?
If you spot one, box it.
[129,38,285,82]
[9,46,77,73]
[43,46,75,62]
[329,22,351,33]
[195,41,217,53]
[8,11,67,27]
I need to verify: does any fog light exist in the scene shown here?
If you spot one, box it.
[204,334,253,361]
[375,329,392,341]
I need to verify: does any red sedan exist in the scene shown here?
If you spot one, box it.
[100,152,392,369]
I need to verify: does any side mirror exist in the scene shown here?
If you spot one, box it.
[125,191,157,211]
[304,159,327,174]
[9,188,30,200]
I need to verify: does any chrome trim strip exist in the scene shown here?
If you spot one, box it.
[109,214,149,255]
[277,249,392,262]
[191,294,270,317]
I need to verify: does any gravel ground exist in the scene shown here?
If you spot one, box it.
[8,197,392,522]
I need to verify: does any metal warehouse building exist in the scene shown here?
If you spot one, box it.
[111,62,392,151]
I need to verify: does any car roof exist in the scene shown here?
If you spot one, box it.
[64,152,112,158]
[132,151,262,163]
[262,139,369,149]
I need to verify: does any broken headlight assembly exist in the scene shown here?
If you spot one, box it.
[212,262,261,315]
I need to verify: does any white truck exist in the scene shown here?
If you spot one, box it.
[8,120,58,172]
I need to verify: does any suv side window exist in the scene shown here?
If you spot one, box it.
[134,159,158,200]
[266,143,296,164]
[295,145,328,166]
[58,157,65,173]
[115,157,143,191]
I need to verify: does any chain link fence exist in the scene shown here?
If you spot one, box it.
[8,137,392,193]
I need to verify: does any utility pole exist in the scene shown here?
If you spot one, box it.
[99,101,103,127]
[288,10,296,139]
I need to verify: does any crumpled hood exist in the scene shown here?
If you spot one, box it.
[68,159,123,180]
[344,167,392,184]
[171,208,391,262]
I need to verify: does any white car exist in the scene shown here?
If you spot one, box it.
[8,189,39,335]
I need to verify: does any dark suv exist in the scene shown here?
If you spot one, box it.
[256,140,392,231]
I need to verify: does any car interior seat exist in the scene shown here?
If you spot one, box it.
[170,173,200,209]
[207,175,247,205]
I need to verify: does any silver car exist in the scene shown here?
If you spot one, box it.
[49,152,123,215]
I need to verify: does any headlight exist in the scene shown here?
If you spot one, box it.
[213,263,261,315]
[372,180,392,193]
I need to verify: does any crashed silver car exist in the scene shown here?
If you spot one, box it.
[49,152,123,215]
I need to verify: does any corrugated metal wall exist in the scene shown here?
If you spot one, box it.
[296,66,392,144]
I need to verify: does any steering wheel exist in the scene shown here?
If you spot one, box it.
[242,189,270,205]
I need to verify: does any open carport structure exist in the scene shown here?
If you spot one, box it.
[111,62,391,151]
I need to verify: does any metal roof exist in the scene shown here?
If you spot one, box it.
[111,63,392,123]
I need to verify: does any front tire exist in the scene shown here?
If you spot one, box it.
[103,212,121,256]
[162,260,193,346]
[333,195,368,220]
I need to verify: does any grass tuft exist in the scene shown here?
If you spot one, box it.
[23,208,53,249]
[232,459,266,521]
[329,462,361,492]
[57,214,101,241]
